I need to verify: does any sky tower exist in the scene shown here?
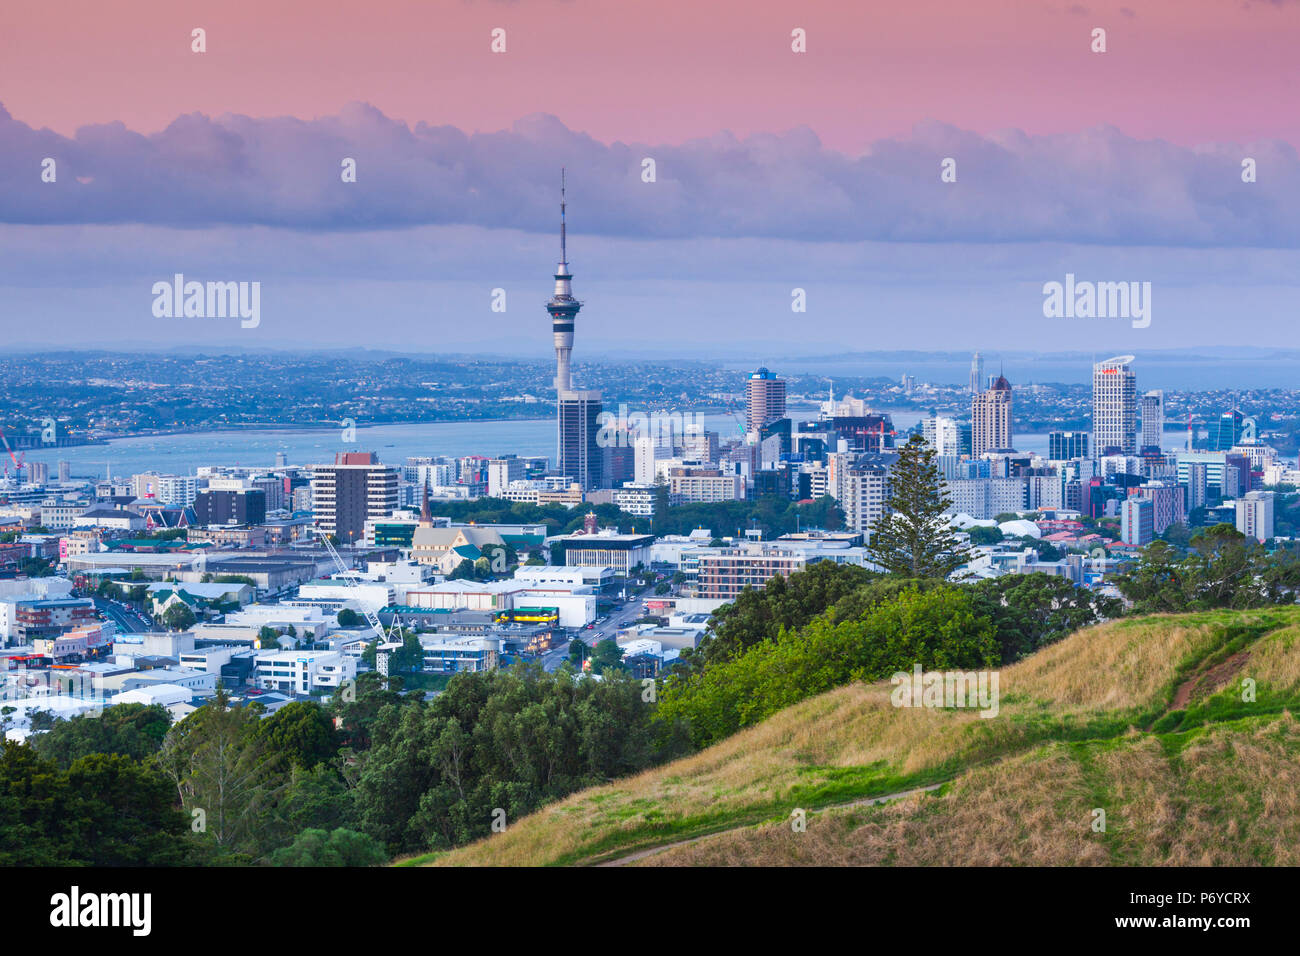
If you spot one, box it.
[547,171,603,491]
[548,169,581,393]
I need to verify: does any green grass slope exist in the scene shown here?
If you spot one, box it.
[412,606,1300,867]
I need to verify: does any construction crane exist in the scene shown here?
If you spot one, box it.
[319,535,398,644]
[0,426,25,481]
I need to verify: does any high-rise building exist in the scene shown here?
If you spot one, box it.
[1092,355,1137,457]
[547,172,603,491]
[310,452,399,544]
[835,458,892,538]
[971,375,1013,456]
[487,458,525,498]
[1133,481,1185,535]
[194,488,267,527]
[1236,490,1275,543]
[746,367,787,432]
[57,460,70,483]
[557,394,603,491]
[922,416,961,456]
[1140,390,1164,452]
[27,461,49,485]
[1184,461,1208,510]
[969,352,983,396]
[1208,410,1245,452]
[1121,497,1154,547]
[1048,431,1089,461]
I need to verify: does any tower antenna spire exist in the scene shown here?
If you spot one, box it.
[560,167,567,266]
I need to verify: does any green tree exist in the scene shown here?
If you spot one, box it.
[157,686,286,859]
[163,601,197,631]
[866,434,971,577]
[587,638,625,675]
[256,700,339,770]
[967,525,1004,546]
[337,608,361,627]
[684,560,877,670]
[30,702,171,769]
[568,638,588,667]
[270,827,388,867]
[966,573,1123,662]
[656,584,998,749]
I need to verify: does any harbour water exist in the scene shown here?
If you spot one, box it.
[20,411,1053,480]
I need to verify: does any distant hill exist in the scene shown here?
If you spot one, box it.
[408,607,1300,866]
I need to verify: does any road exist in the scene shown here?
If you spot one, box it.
[539,594,651,672]
[93,597,158,634]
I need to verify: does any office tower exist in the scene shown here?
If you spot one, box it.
[1236,491,1275,543]
[971,375,1013,456]
[1049,431,1089,461]
[1092,355,1137,457]
[27,461,49,485]
[57,460,70,483]
[250,476,286,511]
[487,457,526,498]
[969,352,983,396]
[680,428,720,464]
[310,452,399,544]
[547,172,604,491]
[1121,497,1155,547]
[922,416,960,456]
[633,434,671,485]
[1184,461,1208,510]
[153,475,200,507]
[194,487,267,527]
[1140,390,1164,451]
[557,395,603,491]
[603,442,635,487]
[746,367,787,432]
[275,451,288,468]
[1224,454,1252,498]
[1134,481,1185,534]
[837,459,892,538]
[1208,410,1245,452]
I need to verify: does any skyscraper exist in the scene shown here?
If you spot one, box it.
[1140,389,1164,452]
[1092,355,1137,457]
[969,352,983,396]
[548,172,603,491]
[309,452,399,544]
[971,374,1013,456]
[745,367,787,432]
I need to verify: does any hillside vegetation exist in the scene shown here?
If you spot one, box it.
[418,606,1300,866]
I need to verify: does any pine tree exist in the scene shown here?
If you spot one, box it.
[866,433,970,578]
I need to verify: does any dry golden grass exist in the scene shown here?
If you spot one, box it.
[1239,617,1300,698]
[641,713,1300,867]
[640,746,1110,866]
[425,608,1300,867]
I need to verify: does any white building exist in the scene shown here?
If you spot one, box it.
[254,650,357,694]
[1236,491,1275,543]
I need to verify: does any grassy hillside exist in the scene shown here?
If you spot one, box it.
[409,606,1300,867]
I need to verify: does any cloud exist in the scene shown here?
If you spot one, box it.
[0,102,1297,247]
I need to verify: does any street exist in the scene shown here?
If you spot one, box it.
[539,596,649,672]
[93,596,159,634]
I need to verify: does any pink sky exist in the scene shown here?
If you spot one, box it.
[2,0,1298,150]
